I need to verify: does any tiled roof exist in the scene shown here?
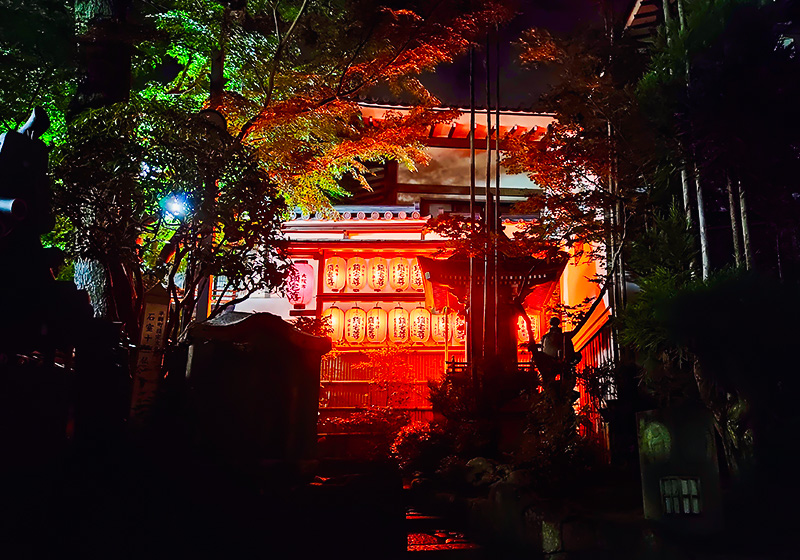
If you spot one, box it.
[358,103,552,142]
[288,205,422,221]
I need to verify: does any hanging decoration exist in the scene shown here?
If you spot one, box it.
[346,256,367,292]
[431,312,449,343]
[388,306,409,343]
[322,305,344,342]
[410,259,424,291]
[409,307,431,343]
[389,257,410,291]
[366,306,388,343]
[367,257,388,291]
[517,315,530,343]
[286,262,315,306]
[344,306,367,343]
[517,314,539,343]
[324,257,346,291]
[452,312,466,343]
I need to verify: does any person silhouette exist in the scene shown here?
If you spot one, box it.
[538,317,581,402]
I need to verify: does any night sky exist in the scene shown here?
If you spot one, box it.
[419,0,628,108]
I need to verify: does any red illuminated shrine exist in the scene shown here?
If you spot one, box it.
[236,104,615,441]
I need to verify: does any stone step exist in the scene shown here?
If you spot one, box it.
[406,511,448,531]
[406,541,485,559]
[406,509,485,558]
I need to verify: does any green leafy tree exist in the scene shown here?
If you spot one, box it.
[638,0,800,276]
[3,0,511,344]
[0,1,75,139]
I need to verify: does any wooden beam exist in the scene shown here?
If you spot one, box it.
[316,292,425,302]
[396,183,537,197]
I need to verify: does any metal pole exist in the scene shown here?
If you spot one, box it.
[493,26,501,358]
[483,32,493,362]
[444,306,449,370]
[468,46,478,386]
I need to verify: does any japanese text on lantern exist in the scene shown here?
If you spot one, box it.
[389,307,409,342]
[432,313,449,343]
[411,259,424,291]
[410,307,431,343]
[413,318,425,340]
[397,318,407,339]
[389,257,410,291]
[287,262,314,305]
[324,257,346,291]
[347,257,367,292]
[345,307,366,343]
[366,306,387,343]
[368,257,388,291]
[452,312,466,343]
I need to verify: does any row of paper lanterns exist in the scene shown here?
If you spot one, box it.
[322,305,465,344]
[286,256,426,306]
[323,256,425,293]
[292,262,541,343]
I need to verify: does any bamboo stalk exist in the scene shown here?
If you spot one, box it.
[693,162,710,280]
[739,179,753,270]
[727,174,743,267]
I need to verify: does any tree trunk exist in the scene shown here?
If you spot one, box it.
[727,174,743,267]
[692,359,741,480]
[210,47,225,104]
[739,179,753,270]
[71,0,134,319]
[680,164,700,278]
[661,0,672,35]
[71,0,132,114]
[676,0,687,31]
[693,163,710,280]
[74,257,111,319]
[680,166,692,226]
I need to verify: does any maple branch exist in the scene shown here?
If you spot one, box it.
[335,20,378,96]
[237,0,308,142]
[209,286,258,319]
[264,0,308,107]
[272,3,282,43]
[324,0,449,103]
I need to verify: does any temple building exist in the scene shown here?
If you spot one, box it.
[235,104,615,443]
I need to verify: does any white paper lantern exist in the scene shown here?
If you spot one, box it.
[286,262,315,306]
[409,307,431,343]
[388,306,409,343]
[322,305,344,342]
[346,256,367,292]
[344,306,367,343]
[452,312,466,343]
[366,306,388,343]
[431,313,448,343]
[323,257,346,291]
[367,257,388,291]
[410,258,424,291]
[517,315,530,343]
[389,257,410,291]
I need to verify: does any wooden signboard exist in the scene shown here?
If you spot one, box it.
[130,284,170,422]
